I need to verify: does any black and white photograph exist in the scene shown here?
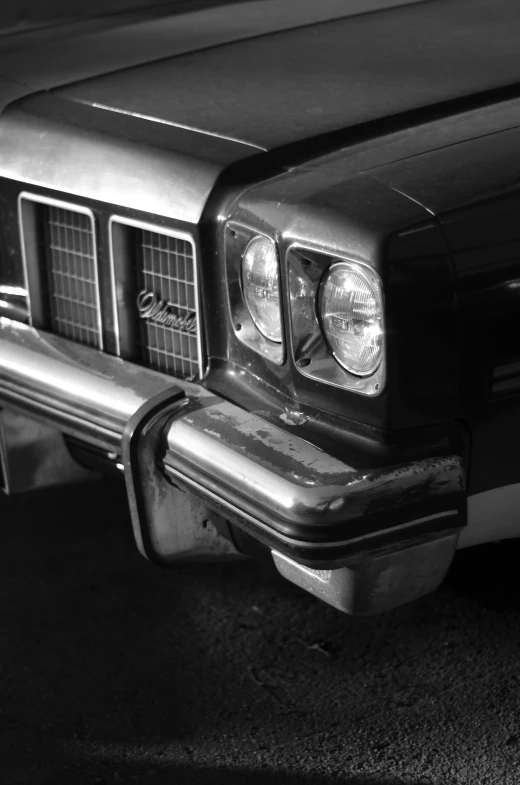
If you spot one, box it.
[1,1,520,782]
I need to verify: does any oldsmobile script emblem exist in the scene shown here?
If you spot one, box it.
[137,290,197,333]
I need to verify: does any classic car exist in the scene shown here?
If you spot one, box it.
[0,0,519,615]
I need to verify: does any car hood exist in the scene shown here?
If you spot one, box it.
[0,0,417,125]
[2,0,520,152]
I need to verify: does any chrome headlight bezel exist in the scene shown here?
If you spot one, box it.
[241,234,282,343]
[225,222,284,365]
[287,243,385,396]
[319,260,383,377]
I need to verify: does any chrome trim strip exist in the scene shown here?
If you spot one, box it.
[18,191,104,350]
[18,193,33,328]
[0,285,27,297]
[87,102,265,152]
[109,216,204,378]
[108,217,121,357]
[0,410,9,494]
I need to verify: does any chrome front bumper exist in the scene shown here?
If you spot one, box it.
[0,319,465,614]
[0,318,208,452]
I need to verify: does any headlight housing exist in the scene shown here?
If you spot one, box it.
[287,245,385,396]
[241,235,282,343]
[319,262,383,376]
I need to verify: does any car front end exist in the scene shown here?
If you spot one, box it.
[1,0,519,615]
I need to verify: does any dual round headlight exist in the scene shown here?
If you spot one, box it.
[241,236,383,377]
[241,235,282,343]
[319,262,383,376]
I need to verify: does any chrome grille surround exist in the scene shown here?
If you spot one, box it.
[18,193,103,350]
[109,217,203,381]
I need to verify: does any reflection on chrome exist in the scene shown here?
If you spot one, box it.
[0,286,27,297]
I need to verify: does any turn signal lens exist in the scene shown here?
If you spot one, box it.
[319,262,383,376]
[241,235,282,343]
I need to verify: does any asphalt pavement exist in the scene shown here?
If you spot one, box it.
[2,477,520,784]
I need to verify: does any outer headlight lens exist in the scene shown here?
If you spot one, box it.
[241,235,282,343]
[319,262,383,376]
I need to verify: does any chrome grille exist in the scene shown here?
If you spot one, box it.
[137,228,200,379]
[44,205,102,349]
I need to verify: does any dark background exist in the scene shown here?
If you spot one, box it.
[2,477,520,784]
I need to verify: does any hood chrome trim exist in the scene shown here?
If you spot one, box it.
[84,101,266,152]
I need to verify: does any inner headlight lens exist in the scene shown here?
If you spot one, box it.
[241,235,282,343]
[319,262,383,376]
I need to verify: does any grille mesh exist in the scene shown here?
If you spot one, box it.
[45,205,101,348]
[138,229,199,379]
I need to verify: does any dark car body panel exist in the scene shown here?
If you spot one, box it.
[53,0,520,153]
[0,0,416,115]
[0,0,520,158]
[363,129,520,496]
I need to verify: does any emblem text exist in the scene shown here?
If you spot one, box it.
[137,290,197,333]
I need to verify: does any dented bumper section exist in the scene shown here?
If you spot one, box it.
[0,320,465,614]
[125,396,464,614]
[162,401,464,562]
